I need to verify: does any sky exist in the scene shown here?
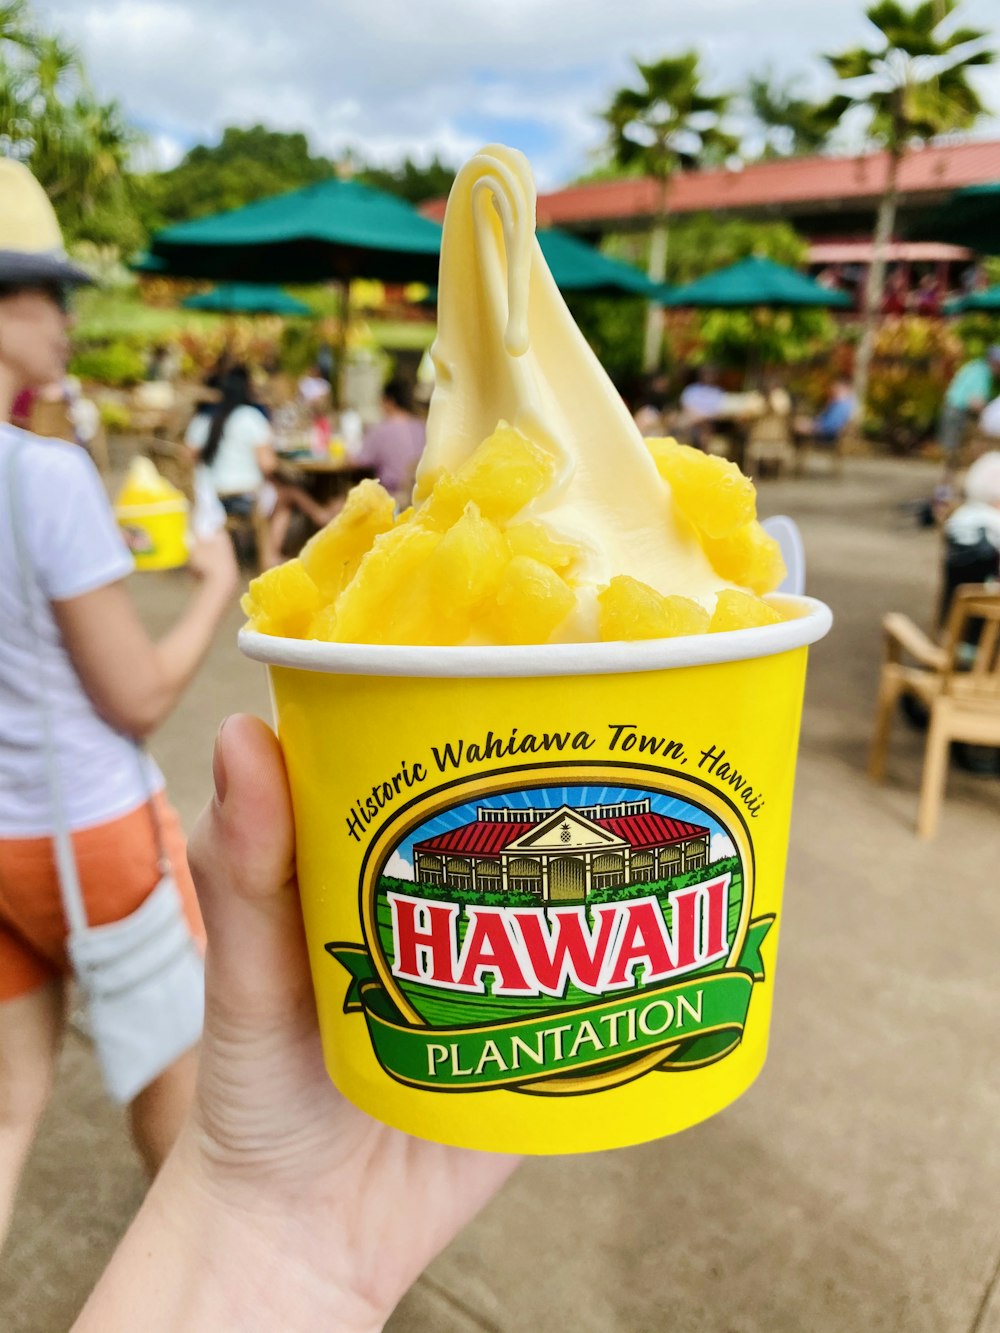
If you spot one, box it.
[39,0,1000,187]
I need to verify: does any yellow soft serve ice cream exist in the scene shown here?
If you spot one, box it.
[242,145,787,645]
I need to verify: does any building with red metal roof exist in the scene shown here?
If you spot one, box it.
[411,798,711,902]
[422,140,1000,264]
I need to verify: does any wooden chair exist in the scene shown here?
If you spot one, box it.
[138,437,195,501]
[743,411,795,478]
[868,585,1000,839]
[218,495,271,574]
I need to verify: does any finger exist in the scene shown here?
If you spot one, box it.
[188,714,309,1024]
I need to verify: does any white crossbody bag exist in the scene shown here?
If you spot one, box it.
[7,441,204,1104]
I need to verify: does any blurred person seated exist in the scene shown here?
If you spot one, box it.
[881,269,908,315]
[793,377,857,448]
[936,452,1000,772]
[186,364,332,568]
[914,273,943,318]
[677,366,727,450]
[355,377,426,507]
[298,363,331,408]
[679,365,726,421]
[978,390,1000,441]
[632,373,670,438]
[942,450,1000,601]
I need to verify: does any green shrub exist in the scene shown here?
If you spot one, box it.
[98,400,132,433]
[70,342,147,386]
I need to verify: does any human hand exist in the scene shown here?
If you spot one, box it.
[77,715,519,1331]
[187,529,238,595]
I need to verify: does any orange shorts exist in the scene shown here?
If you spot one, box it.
[0,795,205,1003]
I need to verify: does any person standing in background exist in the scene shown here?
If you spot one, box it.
[939,346,1000,460]
[0,160,239,1251]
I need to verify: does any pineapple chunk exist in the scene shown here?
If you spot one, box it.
[506,519,581,573]
[598,576,709,641]
[709,589,783,633]
[422,423,556,529]
[299,479,395,598]
[331,524,450,645]
[241,559,323,639]
[477,556,576,645]
[648,438,756,539]
[429,504,509,611]
[703,521,786,595]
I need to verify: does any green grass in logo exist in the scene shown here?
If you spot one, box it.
[375,857,744,1029]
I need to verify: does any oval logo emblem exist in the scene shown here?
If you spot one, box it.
[328,763,773,1095]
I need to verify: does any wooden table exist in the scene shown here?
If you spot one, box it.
[276,457,376,505]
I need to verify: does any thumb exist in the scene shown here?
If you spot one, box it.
[188,713,311,1030]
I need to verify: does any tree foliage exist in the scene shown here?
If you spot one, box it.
[0,2,141,249]
[820,0,993,152]
[743,69,833,158]
[820,0,994,414]
[357,154,456,205]
[139,125,336,229]
[602,52,736,186]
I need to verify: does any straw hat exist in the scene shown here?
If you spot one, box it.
[0,157,93,286]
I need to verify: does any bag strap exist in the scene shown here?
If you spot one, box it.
[7,441,172,902]
[5,438,89,935]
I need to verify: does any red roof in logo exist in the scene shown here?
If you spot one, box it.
[413,809,710,857]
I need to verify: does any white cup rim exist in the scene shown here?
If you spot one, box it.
[237,594,832,679]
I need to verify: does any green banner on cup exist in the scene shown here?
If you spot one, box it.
[327,916,773,1092]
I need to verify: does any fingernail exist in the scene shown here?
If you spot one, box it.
[212,716,231,806]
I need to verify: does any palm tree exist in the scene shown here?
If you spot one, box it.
[602,53,736,371]
[745,70,832,158]
[0,0,37,53]
[821,0,993,418]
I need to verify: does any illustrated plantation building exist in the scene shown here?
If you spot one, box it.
[411,799,710,903]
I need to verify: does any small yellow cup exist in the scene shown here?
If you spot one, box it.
[115,499,189,571]
[240,596,831,1155]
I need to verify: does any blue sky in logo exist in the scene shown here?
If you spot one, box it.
[387,785,733,877]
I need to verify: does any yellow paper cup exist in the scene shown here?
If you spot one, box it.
[115,499,189,571]
[239,595,831,1156]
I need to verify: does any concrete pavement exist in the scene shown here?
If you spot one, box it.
[2,457,998,1332]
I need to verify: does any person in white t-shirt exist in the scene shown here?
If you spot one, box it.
[186,364,331,567]
[0,160,239,1251]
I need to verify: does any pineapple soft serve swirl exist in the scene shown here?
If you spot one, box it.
[415,143,730,628]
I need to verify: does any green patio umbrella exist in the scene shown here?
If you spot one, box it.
[662,255,851,309]
[538,229,664,297]
[944,284,1000,314]
[180,283,311,316]
[148,178,443,284]
[910,182,1000,255]
[416,228,662,303]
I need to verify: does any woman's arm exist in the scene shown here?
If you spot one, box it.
[256,441,279,478]
[52,532,238,739]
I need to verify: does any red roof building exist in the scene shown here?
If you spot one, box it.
[423,139,1000,253]
[410,799,711,902]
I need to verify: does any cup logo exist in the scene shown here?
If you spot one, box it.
[328,763,773,1095]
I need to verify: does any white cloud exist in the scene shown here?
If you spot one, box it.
[130,130,186,173]
[36,0,1000,184]
[385,849,413,880]
[711,833,736,863]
